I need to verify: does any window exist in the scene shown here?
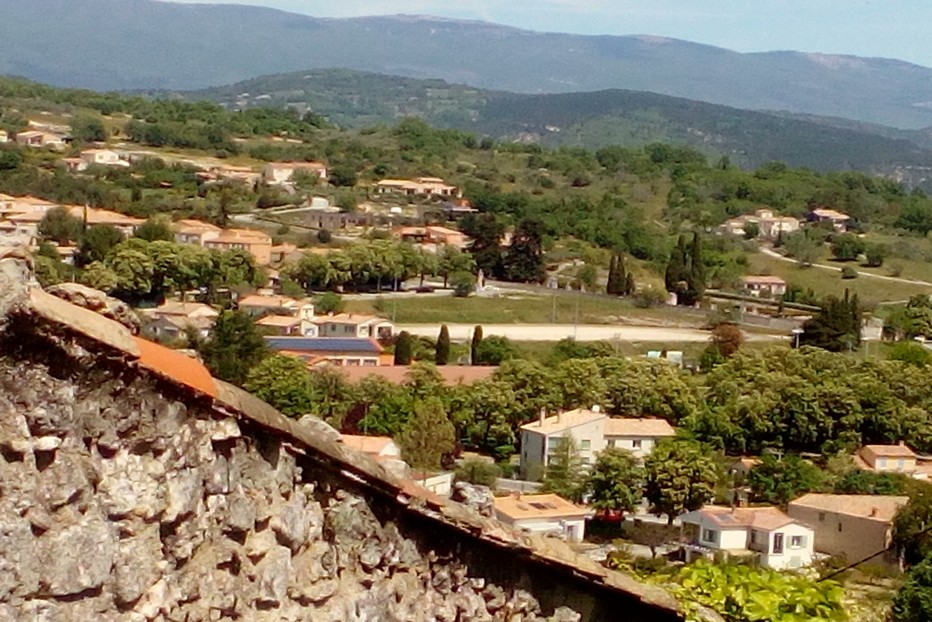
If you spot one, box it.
[838,522,843,532]
[607,440,616,448]
[702,529,717,544]
[580,440,591,451]
[898,459,906,469]
[818,512,826,522]
[877,458,887,468]
[790,535,806,548]
[773,533,784,555]
[632,439,642,449]
[547,437,561,449]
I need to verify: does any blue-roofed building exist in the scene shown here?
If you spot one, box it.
[265,336,388,367]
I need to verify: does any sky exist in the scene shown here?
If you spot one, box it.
[164,0,932,68]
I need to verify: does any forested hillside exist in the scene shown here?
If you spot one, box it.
[180,69,932,188]
[5,0,932,128]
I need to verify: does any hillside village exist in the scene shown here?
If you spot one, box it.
[3,77,932,621]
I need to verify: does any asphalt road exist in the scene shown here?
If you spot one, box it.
[395,323,782,343]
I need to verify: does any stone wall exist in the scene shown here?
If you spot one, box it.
[0,249,682,622]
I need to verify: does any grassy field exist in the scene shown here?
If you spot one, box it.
[344,291,707,326]
[747,252,932,308]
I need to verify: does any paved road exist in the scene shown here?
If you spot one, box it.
[760,247,932,288]
[396,323,782,343]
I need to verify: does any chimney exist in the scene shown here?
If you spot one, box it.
[899,440,906,447]
[870,507,878,517]
[556,409,563,423]
[538,407,546,427]
[592,405,601,413]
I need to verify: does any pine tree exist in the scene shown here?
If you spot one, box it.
[435,324,451,365]
[540,436,586,502]
[470,325,483,365]
[394,331,413,365]
[397,398,456,471]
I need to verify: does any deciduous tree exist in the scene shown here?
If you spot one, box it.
[585,447,644,515]
[644,440,717,524]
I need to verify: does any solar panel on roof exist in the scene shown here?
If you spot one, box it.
[264,337,381,353]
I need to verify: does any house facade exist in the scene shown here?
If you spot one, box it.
[80,149,130,169]
[263,161,328,185]
[202,228,273,265]
[311,314,394,341]
[788,493,908,565]
[809,208,851,231]
[680,506,814,570]
[376,177,460,198]
[603,418,676,460]
[856,444,921,477]
[720,208,801,239]
[519,408,674,478]
[493,494,593,543]
[741,275,788,298]
[238,294,314,319]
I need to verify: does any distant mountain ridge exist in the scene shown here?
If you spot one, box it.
[4,0,932,128]
[178,69,932,188]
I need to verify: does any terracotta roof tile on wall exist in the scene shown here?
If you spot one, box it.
[133,336,218,398]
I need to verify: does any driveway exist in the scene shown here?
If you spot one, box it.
[759,247,932,288]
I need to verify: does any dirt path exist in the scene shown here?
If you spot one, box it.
[759,247,932,287]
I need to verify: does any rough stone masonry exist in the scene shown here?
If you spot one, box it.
[0,247,682,622]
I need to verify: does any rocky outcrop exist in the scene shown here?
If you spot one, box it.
[45,282,141,334]
[0,246,682,622]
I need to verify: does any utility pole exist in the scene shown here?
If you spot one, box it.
[573,291,580,340]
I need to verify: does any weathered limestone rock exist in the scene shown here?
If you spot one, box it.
[46,282,141,334]
[38,515,115,597]
[0,255,682,622]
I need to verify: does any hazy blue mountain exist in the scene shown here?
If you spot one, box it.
[5,0,932,128]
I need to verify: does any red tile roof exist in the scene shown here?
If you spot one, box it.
[133,337,218,398]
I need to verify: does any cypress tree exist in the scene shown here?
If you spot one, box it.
[686,232,705,305]
[616,254,628,295]
[624,272,636,296]
[394,331,413,365]
[435,324,451,365]
[470,325,483,365]
[606,254,618,295]
[664,235,689,294]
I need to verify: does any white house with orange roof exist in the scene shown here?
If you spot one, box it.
[603,418,677,460]
[518,407,675,478]
[171,219,222,246]
[680,506,814,570]
[741,275,787,298]
[202,228,273,265]
[79,149,130,169]
[263,161,328,185]
[854,444,931,479]
[788,493,908,565]
[15,129,67,149]
[238,294,314,319]
[311,313,394,340]
[494,493,593,542]
[142,301,220,341]
[4,205,143,238]
[376,177,460,198]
